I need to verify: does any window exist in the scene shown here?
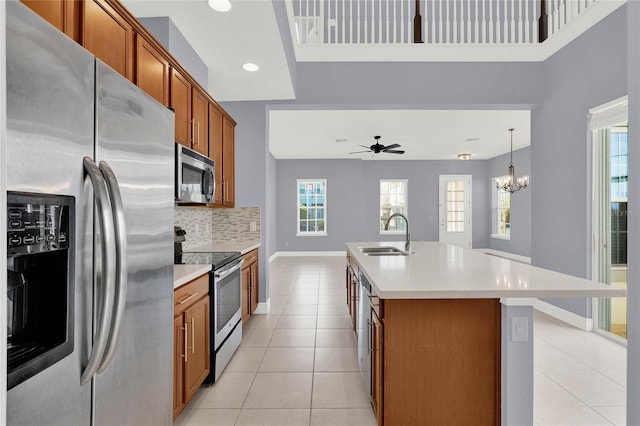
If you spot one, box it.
[491,178,510,239]
[297,179,327,236]
[446,179,466,232]
[380,180,407,234]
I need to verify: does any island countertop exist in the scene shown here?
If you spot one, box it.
[346,241,626,299]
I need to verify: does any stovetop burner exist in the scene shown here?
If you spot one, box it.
[176,251,241,270]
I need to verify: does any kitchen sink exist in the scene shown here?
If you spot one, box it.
[359,246,409,256]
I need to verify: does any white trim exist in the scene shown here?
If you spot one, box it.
[534,299,594,332]
[296,232,328,237]
[253,298,271,314]
[589,96,628,130]
[491,234,511,241]
[476,248,531,264]
[379,230,405,236]
[270,251,346,260]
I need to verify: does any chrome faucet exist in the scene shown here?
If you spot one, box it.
[384,213,410,252]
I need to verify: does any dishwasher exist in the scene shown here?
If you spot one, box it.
[357,271,372,399]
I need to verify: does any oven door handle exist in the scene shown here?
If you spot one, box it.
[80,157,116,386]
[214,258,244,279]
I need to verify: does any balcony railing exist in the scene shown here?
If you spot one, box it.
[292,0,598,45]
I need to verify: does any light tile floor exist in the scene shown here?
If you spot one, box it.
[175,256,628,426]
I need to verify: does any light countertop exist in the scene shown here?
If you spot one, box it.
[174,264,212,289]
[346,241,626,300]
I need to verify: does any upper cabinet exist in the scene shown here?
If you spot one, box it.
[83,0,134,81]
[135,34,170,107]
[21,0,237,206]
[21,0,81,42]
[171,68,192,148]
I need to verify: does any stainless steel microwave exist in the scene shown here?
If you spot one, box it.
[175,144,214,204]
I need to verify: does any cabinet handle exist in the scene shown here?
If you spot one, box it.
[178,292,199,305]
[191,119,195,145]
[195,121,200,146]
[248,256,257,262]
[183,324,188,363]
[191,318,195,354]
[367,319,373,353]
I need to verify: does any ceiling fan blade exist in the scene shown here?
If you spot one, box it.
[385,150,405,154]
[349,150,372,154]
[359,145,372,149]
[382,143,401,151]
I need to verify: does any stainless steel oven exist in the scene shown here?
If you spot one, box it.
[213,257,243,349]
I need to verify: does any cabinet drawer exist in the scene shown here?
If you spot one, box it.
[174,274,209,315]
[242,250,258,268]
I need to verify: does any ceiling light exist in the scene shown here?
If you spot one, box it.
[208,0,231,12]
[242,63,259,72]
[335,138,348,143]
[457,153,471,160]
[496,128,529,193]
[465,137,480,142]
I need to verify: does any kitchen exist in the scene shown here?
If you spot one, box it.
[2,0,640,425]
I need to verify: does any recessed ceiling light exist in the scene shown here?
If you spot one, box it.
[457,153,471,160]
[242,63,259,72]
[208,0,231,12]
[465,137,480,142]
[335,138,348,143]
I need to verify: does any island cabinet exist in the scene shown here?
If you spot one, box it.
[83,0,134,81]
[174,274,210,420]
[241,249,259,323]
[345,254,359,336]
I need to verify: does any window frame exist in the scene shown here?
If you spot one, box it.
[296,179,327,237]
[379,179,408,236]
[491,177,511,240]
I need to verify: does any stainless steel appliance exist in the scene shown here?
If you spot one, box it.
[176,250,243,384]
[358,271,372,399]
[6,3,174,424]
[175,144,215,204]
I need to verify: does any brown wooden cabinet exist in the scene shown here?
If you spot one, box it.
[346,256,358,336]
[21,0,81,42]
[370,293,383,426]
[241,249,259,323]
[83,0,134,81]
[170,68,192,148]
[222,116,235,207]
[191,88,208,156]
[135,34,170,106]
[174,274,210,421]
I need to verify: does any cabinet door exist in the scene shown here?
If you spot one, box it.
[191,88,208,156]
[21,0,80,41]
[222,116,235,207]
[171,68,192,147]
[371,310,383,426]
[184,296,210,403]
[136,34,169,107]
[173,315,185,420]
[241,266,251,323]
[208,104,224,205]
[250,261,259,314]
[83,0,134,81]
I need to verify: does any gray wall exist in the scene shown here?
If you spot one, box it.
[139,17,208,88]
[275,159,490,251]
[532,5,627,317]
[487,146,531,257]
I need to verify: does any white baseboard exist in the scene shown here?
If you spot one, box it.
[476,248,531,264]
[534,299,594,332]
[253,298,271,314]
[269,251,346,262]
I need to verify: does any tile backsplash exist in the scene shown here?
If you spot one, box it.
[175,206,261,250]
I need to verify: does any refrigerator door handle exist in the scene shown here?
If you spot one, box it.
[80,157,117,386]
[97,161,128,373]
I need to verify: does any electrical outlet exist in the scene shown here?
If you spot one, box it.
[250,221,257,232]
[511,317,528,342]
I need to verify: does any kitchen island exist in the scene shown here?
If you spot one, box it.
[345,241,625,426]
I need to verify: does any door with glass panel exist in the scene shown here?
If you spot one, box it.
[439,175,472,248]
[593,124,628,340]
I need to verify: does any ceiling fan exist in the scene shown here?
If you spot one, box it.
[349,136,405,155]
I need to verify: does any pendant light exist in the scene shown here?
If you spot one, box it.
[496,128,529,193]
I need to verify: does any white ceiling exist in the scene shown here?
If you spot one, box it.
[269,110,531,160]
[122,0,295,101]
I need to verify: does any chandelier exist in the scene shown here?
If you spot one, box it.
[496,128,529,193]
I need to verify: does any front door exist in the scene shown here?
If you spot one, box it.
[439,175,472,249]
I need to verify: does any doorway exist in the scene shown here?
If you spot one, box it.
[591,97,628,341]
[439,175,472,248]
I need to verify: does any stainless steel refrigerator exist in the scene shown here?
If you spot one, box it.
[6,2,174,425]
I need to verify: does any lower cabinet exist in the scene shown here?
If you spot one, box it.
[241,249,259,323]
[174,274,210,421]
